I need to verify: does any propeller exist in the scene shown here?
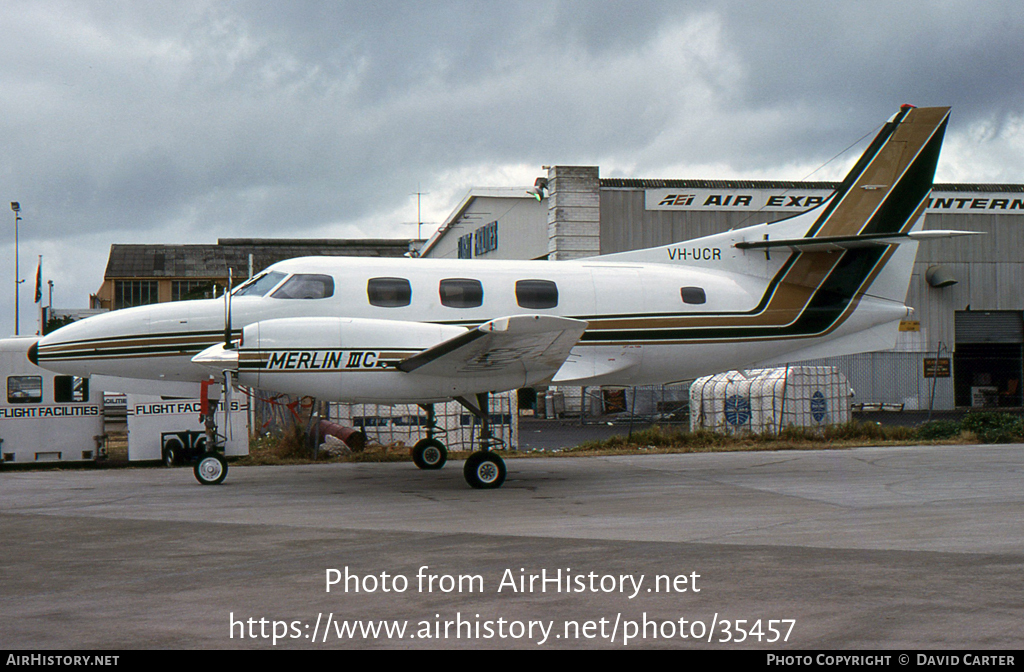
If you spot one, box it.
[220,268,236,441]
[224,268,234,349]
[223,369,233,442]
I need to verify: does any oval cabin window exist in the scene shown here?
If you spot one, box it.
[367,277,412,307]
[680,287,706,305]
[516,279,558,309]
[439,278,484,308]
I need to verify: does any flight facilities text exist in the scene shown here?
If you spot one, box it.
[0,405,100,418]
[326,566,700,599]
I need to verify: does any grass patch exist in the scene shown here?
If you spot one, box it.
[562,419,987,457]
[958,412,1024,444]
[231,413,1022,467]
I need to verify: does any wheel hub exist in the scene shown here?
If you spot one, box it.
[199,458,223,481]
[477,462,498,483]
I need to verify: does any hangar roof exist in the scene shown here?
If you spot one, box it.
[104,238,416,279]
[600,179,838,190]
[599,179,1024,192]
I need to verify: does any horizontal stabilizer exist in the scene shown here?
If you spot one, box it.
[734,229,980,253]
[398,314,587,385]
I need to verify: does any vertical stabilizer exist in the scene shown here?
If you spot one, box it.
[597,105,950,265]
[804,105,949,240]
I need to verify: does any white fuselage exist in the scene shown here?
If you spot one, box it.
[34,253,908,403]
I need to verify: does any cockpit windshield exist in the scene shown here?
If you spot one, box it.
[232,271,287,297]
[270,274,335,300]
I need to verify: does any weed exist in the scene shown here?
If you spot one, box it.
[959,412,1024,444]
[914,420,962,441]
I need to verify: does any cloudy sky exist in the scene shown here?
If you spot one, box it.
[1,0,1023,335]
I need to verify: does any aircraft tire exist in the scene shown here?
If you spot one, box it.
[463,451,506,489]
[194,451,228,485]
[162,444,179,468]
[412,438,447,470]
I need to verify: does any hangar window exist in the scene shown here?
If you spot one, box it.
[516,279,558,309]
[172,280,215,302]
[8,376,42,404]
[54,376,89,403]
[680,287,707,305]
[368,277,412,307]
[271,274,335,300]
[114,280,158,310]
[234,271,287,297]
[439,279,484,308]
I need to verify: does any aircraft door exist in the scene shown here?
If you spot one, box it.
[564,266,646,382]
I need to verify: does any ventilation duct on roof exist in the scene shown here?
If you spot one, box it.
[925,265,957,288]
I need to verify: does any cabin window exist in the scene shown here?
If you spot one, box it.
[234,271,287,297]
[8,376,42,404]
[54,376,89,403]
[271,274,335,300]
[367,277,412,307]
[515,279,559,309]
[680,287,707,305]
[439,279,483,308]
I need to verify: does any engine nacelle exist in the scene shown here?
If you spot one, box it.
[235,317,468,403]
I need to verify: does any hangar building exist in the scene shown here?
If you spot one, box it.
[419,166,1024,412]
[91,238,417,310]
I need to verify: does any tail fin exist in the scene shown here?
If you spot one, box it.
[805,105,949,239]
[597,105,952,265]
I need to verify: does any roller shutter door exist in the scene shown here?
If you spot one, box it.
[955,311,1023,344]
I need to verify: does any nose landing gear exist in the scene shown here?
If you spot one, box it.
[193,380,229,485]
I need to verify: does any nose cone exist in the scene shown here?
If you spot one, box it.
[34,311,138,377]
[33,300,222,381]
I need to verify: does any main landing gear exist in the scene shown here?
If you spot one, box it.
[412,404,448,470]
[411,394,507,489]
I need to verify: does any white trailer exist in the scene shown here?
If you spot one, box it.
[0,337,105,465]
[126,394,249,464]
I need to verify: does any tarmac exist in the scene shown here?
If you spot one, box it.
[1,443,1022,650]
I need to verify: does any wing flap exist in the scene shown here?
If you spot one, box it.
[398,315,588,386]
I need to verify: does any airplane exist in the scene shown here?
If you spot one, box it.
[31,105,972,490]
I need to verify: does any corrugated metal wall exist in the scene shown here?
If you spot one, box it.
[599,189,796,254]
[906,211,1024,351]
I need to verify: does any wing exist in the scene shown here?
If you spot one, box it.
[397,314,587,387]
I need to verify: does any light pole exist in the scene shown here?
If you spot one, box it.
[11,202,22,335]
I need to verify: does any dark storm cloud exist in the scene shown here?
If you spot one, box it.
[0,0,1022,334]
[706,1,1024,163]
